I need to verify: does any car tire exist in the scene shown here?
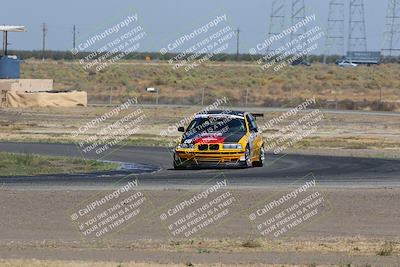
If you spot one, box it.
[173,159,186,169]
[252,147,265,167]
[243,145,252,168]
[173,153,185,169]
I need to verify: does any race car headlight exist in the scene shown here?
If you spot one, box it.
[223,143,243,150]
[178,143,194,149]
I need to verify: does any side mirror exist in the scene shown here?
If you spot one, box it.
[178,126,185,132]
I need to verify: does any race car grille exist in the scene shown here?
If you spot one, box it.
[198,144,208,151]
[209,144,219,150]
[197,144,220,151]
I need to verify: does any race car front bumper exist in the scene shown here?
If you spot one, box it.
[174,149,246,167]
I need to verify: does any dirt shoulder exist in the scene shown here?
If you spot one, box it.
[0,188,399,266]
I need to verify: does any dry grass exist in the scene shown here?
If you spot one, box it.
[3,238,399,256]
[0,238,398,267]
[20,60,400,110]
[0,260,339,267]
[0,152,118,176]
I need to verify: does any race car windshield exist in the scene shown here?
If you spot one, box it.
[186,116,247,135]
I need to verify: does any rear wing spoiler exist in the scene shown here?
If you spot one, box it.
[251,113,264,119]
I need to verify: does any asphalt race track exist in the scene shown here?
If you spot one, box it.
[0,142,399,189]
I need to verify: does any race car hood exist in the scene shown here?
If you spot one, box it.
[182,131,246,144]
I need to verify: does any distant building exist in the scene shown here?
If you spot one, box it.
[344,51,381,65]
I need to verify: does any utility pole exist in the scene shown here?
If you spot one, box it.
[41,23,48,61]
[201,88,205,106]
[73,25,76,50]
[3,31,8,56]
[156,88,159,105]
[245,88,249,107]
[109,87,113,105]
[236,27,240,61]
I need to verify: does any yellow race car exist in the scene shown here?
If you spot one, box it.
[173,110,265,169]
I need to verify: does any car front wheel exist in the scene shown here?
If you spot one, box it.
[252,147,265,167]
[173,153,185,169]
[243,145,252,168]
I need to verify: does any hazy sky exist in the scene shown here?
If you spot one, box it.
[1,0,389,54]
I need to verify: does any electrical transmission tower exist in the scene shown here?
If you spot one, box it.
[324,0,345,62]
[348,0,367,52]
[267,0,287,54]
[290,0,307,42]
[382,0,400,56]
